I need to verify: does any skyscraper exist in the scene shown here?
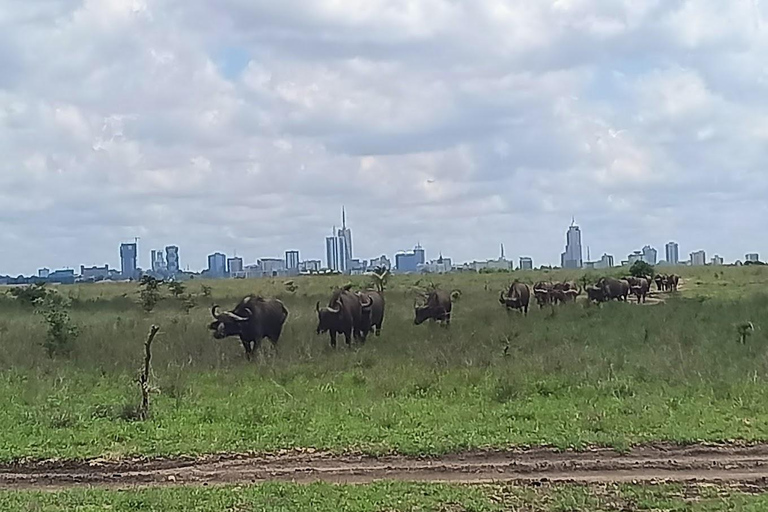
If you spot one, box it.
[150,250,166,273]
[642,245,658,265]
[560,220,583,269]
[325,234,339,271]
[285,250,300,272]
[227,257,243,275]
[690,250,707,266]
[166,246,180,276]
[120,243,138,279]
[666,242,680,265]
[519,257,533,271]
[207,252,227,278]
[337,207,353,273]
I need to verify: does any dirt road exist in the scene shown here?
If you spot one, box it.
[3,443,768,490]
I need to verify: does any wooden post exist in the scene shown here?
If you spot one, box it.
[139,325,160,420]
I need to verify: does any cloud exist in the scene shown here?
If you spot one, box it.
[0,0,767,275]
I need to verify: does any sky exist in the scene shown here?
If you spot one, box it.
[2,0,768,275]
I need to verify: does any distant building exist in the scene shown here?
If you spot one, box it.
[396,244,426,273]
[690,250,707,266]
[258,258,287,277]
[519,257,533,271]
[712,255,724,266]
[151,250,166,273]
[420,255,452,274]
[746,253,760,263]
[369,255,391,270]
[594,253,614,270]
[627,251,643,266]
[38,268,50,279]
[48,269,76,285]
[166,246,180,276]
[80,265,110,281]
[207,252,227,278]
[325,235,340,271]
[120,243,138,279]
[227,257,243,275]
[642,245,658,265]
[666,242,680,266]
[285,250,300,273]
[337,207,353,273]
[560,220,583,269]
[299,260,322,273]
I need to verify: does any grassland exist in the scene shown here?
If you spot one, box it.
[5,482,768,511]
[0,265,767,462]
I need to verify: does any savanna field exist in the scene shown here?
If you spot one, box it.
[3,265,768,510]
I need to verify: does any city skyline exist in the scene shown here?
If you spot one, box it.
[2,214,763,280]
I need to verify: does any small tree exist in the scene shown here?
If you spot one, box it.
[629,261,655,279]
[369,267,390,293]
[139,275,164,313]
[200,284,212,298]
[8,282,50,306]
[34,293,78,358]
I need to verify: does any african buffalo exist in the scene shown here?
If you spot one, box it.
[630,277,650,303]
[209,296,289,360]
[414,289,453,326]
[598,277,630,302]
[532,281,553,308]
[499,281,530,315]
[316,289,369,347]
[358,290,385,337]
[585,285,606,303]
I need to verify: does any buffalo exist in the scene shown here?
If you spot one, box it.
[414,289,453,326]
[532,281,553,308]
[585,285,606,303]
[598,277,630,302]
[357,290,386,337]
[316,289,370,347]
[209,296,289,360]
[499,281,531,315]
[629,277,650,303]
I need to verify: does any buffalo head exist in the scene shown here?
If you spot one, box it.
[316,300,341,334]
[209,304,252,340]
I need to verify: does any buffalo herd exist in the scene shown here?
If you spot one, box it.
[209,273,681,358]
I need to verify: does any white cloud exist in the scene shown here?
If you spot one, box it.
[0,0,766,274]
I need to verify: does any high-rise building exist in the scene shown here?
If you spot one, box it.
[519,257,533,271]
[150,250,166,273]
[207,252,227,278]
[227,257,243,275]
[299,260,322,273]
[38,268,50,279]
[690,250,707,266]
[325,235,340,271]
[746,253,760,263]
[337,207,353,273]
[560,220,583,269]
[666,242,680,266]
[166,246,180,276]
[642,245,658,265]
[594,253,614,269]
[120,243,138,279]
[712,255,724,266]
[396,244,427,273]
[285,250,300,271]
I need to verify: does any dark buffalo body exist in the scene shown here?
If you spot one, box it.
[499,281,530,315]
[415,289,453,325]
[209,296,289,359]
[317,289,368,347]
[532,281,553,308]
[598,278,630,302]
[358,290,386,337]
[630,277,650,303]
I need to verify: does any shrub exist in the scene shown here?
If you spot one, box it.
[34,292,78,358]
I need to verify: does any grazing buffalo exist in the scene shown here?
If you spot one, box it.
[598,278,630,302]
[357,290,386,337]
[585,285,606,303]
[668,274,680,291]
[532,281,553,308]
[316,289,369,347]
[209,296,289,360]
[499,281,531,315]
[654,274,665,291]
[414,289,453,326]
[630,277,650,303]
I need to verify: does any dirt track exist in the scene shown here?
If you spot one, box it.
[3,443,768,490]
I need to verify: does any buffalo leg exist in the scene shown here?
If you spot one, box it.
[242,340,253,360]
[329,332,337,348]
[343,330,352,346]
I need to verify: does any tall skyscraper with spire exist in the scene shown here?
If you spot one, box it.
[560,218,583,269]
[337,207,353,273]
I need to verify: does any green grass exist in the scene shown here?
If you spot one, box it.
[1,268,768,461]
[4,483,768,511]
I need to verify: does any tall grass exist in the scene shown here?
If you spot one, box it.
[0,267,767,460]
